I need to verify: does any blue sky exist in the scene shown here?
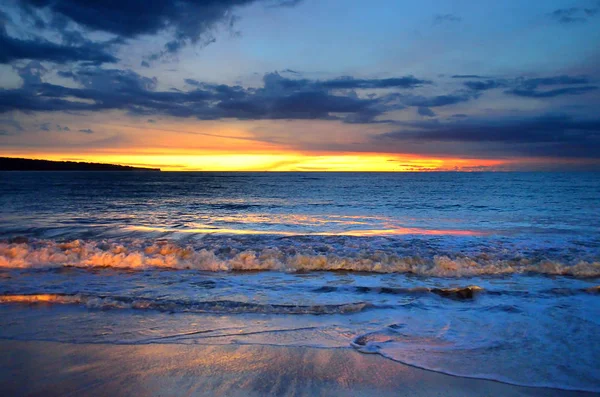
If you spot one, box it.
[1,0,599,170]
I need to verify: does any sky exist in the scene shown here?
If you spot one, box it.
[0,0,599,171]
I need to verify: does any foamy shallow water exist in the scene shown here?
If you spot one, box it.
[1,255,599,391]
[0,172,599,391]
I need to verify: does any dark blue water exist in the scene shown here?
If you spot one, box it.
[1,172,599,391]
[2,172,600,238]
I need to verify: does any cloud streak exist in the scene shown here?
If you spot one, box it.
[0,31,118,64]
[0,68,431,123]
[433,14,461,24]
[377,115,600,158]
[460,75,598,97]
[2,65,597,132]
[549,6,599,24]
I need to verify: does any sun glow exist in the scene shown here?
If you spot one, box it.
[2,115,592,171]
[0,151,506,171]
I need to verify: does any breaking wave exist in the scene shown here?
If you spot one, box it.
[0,293,369,315]
[1,239,599,277]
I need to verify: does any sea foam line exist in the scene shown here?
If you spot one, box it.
[0,293,370,315]
[1,240,599,277]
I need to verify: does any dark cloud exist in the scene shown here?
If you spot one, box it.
[269,0,303,7]
[0,30,118,64]
[79,128,93,133]
[507,86,598,98]
[319,76,430,90]
[58,68,158,92]
[451,75,485,79]
[0,9,9,26]
[550,7,584,23]
[184,78,202,86]
[14,0,303,59]
[549,6,598,23]
[585,8,599,16]
[433,14,461,24]
[417,106,436,117]
[342,107,391,124]
[4,66,593,128]
[259,72,430,91]
[39,123,71,131]
[463,79,507,91]
[18,0,248,38]
[147,119,156,123]
[0,67,435,124]
[458,74,598,98]
[2,68,416,122]
[506,75,597,98]
[377,115,600,158]
[399,92,479,107]
[518,75,591,88]
[0,118,23,132]
[14,61,47,86]
[267,90,373,119]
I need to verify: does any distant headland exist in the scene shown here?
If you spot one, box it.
[0,157,160,171]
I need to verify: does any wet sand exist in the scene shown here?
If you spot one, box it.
[0,340,596,397]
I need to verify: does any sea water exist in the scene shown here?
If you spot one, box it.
[0,172,599,391]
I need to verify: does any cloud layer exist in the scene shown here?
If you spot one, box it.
[0,0,599,167]
[0,68,432,122]
[378,115,600,158]
[5,0,302,62]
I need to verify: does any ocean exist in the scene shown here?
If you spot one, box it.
[1,171,599,392]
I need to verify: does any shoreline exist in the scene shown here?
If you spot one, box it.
[1,340,596,397]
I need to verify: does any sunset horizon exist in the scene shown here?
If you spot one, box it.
[1,1,599,172]
[0,152,569,172]
[2,152,599,172]
[1,1,599,396]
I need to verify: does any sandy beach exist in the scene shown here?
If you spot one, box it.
[0,340,596,397]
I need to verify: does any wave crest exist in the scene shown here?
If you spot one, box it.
[1,239,599,277]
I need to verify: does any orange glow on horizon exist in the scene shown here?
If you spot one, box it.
[2,116,595,171]
[0,151,508,172]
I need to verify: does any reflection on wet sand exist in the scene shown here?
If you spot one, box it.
[0,340,593,397]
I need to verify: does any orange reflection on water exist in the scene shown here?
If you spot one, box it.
[127,223,483,237]
[182,214,386,227]
[332,227,482,236]
[0,294,77,304]
[128,225,298,236]
[127,211,484,236]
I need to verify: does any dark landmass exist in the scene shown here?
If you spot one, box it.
[0,157,160,171]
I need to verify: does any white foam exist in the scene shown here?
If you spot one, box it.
[1,240,599,277]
